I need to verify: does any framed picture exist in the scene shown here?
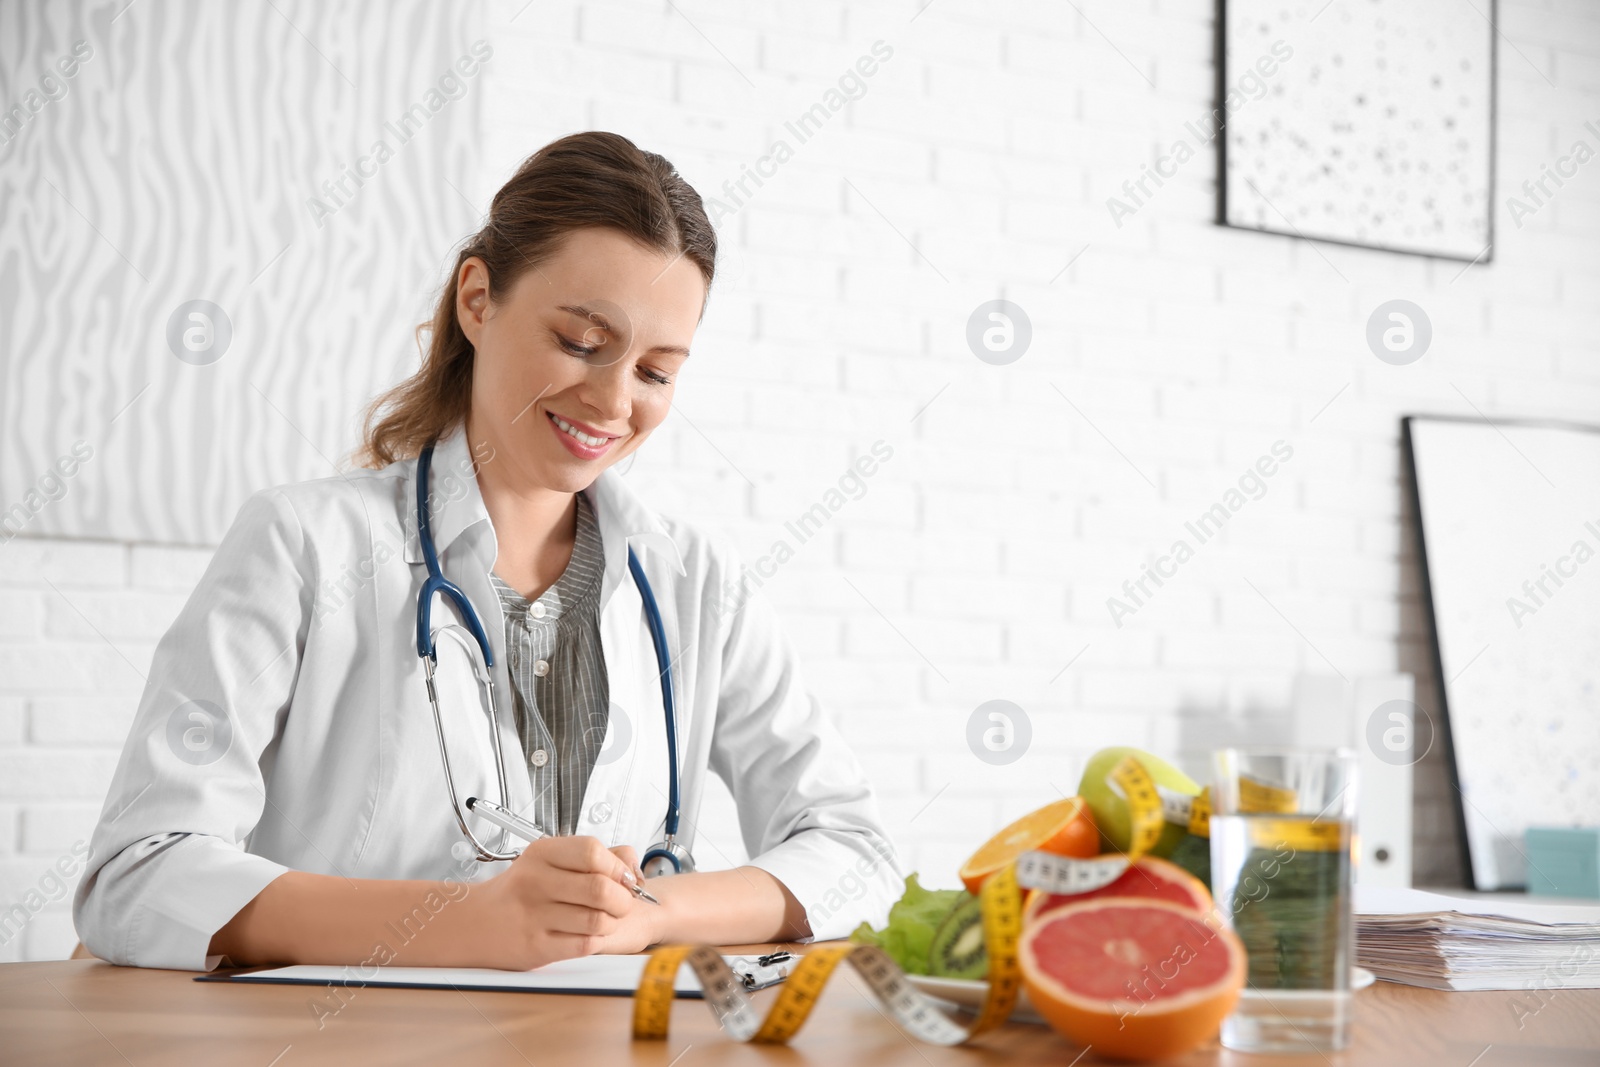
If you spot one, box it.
[1218,0,1497,262]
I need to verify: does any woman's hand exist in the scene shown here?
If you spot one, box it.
[478,836,656,970]
[593,843,664,956]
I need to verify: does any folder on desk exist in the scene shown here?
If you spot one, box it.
[197,954,787,999]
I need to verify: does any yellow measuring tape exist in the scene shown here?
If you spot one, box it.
[633,754,1164,1046]
[1170,774,1300,839]
[1247,818,1348,852]
[1110,753,1166,860]
[1186,787,1213,835]
[1171,772,1344,854]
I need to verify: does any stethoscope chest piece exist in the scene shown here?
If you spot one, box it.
[641,836,696,878]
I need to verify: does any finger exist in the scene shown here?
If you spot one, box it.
[511,834,566,868]
[541,902,622,939]
[609,845,644,884]
[540,931,603,963]
[546,867,635,918]
[546,835,629,880]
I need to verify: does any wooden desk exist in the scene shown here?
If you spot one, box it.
[3,952,1598,1066]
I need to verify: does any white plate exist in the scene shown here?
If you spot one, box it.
[905,975,1047,1025]
[907,968,1375,1023]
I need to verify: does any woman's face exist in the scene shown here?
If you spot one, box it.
[458,226,707,494]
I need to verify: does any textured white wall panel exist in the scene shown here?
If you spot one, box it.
[0,0,487,545]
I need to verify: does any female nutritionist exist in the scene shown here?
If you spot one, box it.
[73,132,902,971]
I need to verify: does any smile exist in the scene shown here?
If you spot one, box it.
[547,411,621,459]
[550,413,614,446]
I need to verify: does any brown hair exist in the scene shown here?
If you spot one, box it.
[356,131,717,468]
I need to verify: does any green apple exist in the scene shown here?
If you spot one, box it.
[1077,746,1198,857]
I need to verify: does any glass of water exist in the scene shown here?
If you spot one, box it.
[1210,748,1359,1053]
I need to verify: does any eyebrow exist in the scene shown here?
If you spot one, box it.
[557,304,691,358]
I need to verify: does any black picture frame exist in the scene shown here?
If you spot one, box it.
[1216,0,1499,264]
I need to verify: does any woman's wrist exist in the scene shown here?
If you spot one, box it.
[637,867,807,947]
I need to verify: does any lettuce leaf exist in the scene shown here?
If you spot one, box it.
[847,873,968,975]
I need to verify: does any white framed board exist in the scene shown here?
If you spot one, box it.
[1405,416,1600,890]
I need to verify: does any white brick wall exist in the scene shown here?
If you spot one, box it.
[0,539,205,961]
[5,0,1599,959]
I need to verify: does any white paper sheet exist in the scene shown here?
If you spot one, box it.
[227,954,746,997]
[1356,885,1600,927]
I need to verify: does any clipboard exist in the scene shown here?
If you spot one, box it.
[195,952,792,999]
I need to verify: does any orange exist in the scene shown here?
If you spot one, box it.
[958,796,1098,895]
[1020,898,1246,1062]
[1023,856,1212,924]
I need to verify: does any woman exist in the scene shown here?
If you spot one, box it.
[74,132,902,971]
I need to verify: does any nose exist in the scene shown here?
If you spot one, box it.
[579,358,631,425]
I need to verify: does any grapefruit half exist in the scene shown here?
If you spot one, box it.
[1019,898,1246,1061]
[1023,855,1212,924]
[958,797,1099,895]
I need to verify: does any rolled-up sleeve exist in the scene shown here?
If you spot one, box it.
[73,489,312,970]
[706,570,904,942]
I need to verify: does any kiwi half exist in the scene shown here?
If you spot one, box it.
[927,894,987,979]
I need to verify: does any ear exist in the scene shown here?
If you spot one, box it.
[456,256,491,345]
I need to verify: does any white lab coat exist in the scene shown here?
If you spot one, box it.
[73,427,903,970]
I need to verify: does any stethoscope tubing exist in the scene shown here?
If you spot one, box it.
[413,440,687,869]
[629,545,680,839]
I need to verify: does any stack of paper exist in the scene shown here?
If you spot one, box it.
[1355,886,1600,991]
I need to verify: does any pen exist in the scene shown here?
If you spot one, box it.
[466,796,661,905]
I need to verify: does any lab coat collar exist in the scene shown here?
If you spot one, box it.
[401,427,494,566]
[400,427,687,593]
[586,462,687,608]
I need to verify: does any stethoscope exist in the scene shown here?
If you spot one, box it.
[414,440,695,877]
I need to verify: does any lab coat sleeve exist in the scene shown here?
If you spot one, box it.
[705,568,905,942]
[73,488,311,970]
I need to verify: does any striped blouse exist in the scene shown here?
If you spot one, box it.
[488,490,610,837]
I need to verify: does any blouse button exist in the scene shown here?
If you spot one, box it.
[530,748,549,768]
[530,602,547,620]
[533,659,550,678]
